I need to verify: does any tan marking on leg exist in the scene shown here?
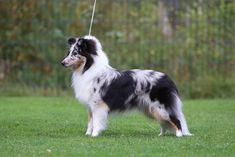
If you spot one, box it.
[148,106,166,123]
[148,106,180,130]
[85,110,93,135]
[88,110,92,123]
[98,102,110,111]
[168,120,183,137]
[168,120,179,131]
[148,106,182,136]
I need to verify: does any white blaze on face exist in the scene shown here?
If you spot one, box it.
[62,38,78,66]
[69,38,78,57]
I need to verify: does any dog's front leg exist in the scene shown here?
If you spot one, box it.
[85,110,93,136]
[91,102,109,137]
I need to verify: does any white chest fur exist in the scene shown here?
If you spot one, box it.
[72,71,95,105]
[71,53,113,106]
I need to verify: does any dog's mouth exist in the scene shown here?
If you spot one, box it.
[61,59,72,68]
[61,61,69,68]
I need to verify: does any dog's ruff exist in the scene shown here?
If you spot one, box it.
[61,35,192,137]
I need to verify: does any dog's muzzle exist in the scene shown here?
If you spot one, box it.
[61,60,66,67]
[61,57,71,68]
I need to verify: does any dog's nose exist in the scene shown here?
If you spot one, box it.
[61,61,65,66]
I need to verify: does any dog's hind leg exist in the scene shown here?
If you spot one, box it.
[91,102,110,137]
[158,127,166,136]
[173,96,192,136]
[148,104,183,137]
[168,117,183,137]
[85,110,93,136]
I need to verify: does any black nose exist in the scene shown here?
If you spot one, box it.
[61,61,65,66]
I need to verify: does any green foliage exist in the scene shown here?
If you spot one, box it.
[0,97,235,156]
[0,0,234,98]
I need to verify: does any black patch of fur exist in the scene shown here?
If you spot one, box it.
[97,78,100,84]
[149,74,178,108]
[140,81,151,93]
[68,37,76,45]
[128,95,139,108]
[100,82,107,94]
[102,71,137,111]
[140,82,145,90]
[77,38,97,73]
[145,81,151,93]
[148,71,155,77]
[170,115,182,130]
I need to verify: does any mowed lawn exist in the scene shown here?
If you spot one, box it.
[0,97,234,157]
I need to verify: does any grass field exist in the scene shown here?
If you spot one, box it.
[0,97,234,157]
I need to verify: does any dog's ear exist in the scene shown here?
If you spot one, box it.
[68,37,76,45]
[81,39,97,55]
[79,39,88,50]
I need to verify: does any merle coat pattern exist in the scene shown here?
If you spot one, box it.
[61,35,192,137]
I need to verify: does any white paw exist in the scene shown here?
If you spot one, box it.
[183,132,194,136]
[158,133,164,136]
[85,130,92,136]
[176,130,183,137]
[85,129,92,136]
[159,128,166,136]
[91,131,99,137]
[158,131,165,136]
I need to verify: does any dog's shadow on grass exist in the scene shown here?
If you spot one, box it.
[33,123,180,139]
[100,130,177,138]
[6,118,192,139]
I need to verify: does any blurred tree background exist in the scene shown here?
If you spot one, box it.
[0,0,234,98]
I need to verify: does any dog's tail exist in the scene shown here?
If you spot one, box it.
[170,94,192,136]
[168,94,192,136]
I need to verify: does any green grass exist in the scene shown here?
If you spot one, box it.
[0,97,234,157]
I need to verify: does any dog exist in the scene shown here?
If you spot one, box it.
[61,35,192,137]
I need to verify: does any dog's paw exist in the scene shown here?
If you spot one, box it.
[176,130,183,137]
[85,132,92,136]
[91,132,99,137]
[183,132,194,136]
[158,128,166,136]
[91,130,100,137]
[85,129,92,136]
[158,132,165,136]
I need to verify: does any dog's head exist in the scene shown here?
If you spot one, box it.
[61,36,102,72]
